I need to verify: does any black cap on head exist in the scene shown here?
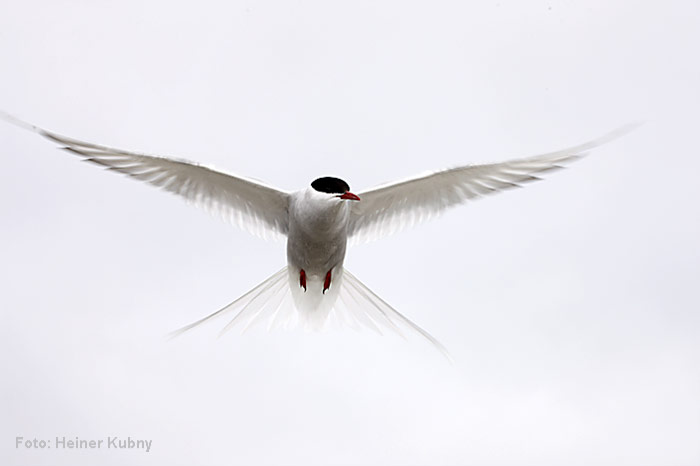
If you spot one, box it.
[311,177,350,194]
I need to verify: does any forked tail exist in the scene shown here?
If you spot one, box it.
[168,266,450,360]
[168,267,293,338]
[334,270,451,360]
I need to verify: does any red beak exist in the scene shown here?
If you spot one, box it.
[339,191,361,201]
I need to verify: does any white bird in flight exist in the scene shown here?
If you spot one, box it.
[3,113,638,357]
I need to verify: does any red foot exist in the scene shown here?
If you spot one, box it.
[299,269,307,292]
[323,269,332,294]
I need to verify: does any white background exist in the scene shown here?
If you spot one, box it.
[1,1,698,465]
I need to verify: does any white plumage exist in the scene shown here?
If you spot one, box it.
[2,112,639,357]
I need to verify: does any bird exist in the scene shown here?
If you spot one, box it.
[2,112,638,357]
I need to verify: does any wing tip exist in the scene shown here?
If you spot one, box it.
[1,111,41,133]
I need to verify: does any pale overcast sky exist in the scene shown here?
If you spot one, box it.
[1,1,698,465]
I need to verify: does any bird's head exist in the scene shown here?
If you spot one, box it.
[310,177,360,202]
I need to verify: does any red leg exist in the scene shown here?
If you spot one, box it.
[323,269,332,294]
[299,269,307,292]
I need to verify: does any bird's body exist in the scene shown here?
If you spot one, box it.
[2,112,638,357]
[287,187,351,326]
[287,187,349,280]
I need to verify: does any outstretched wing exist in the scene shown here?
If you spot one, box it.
[3,114,290,238]
[348,124,639,243]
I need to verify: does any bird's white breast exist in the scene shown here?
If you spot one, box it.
[285,189,351,321]
[286,188,351,275]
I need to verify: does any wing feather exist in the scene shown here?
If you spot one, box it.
[348,124,639,243]
[3,114,290,239]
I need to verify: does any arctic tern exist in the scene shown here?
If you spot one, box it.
[3,113,638,356]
